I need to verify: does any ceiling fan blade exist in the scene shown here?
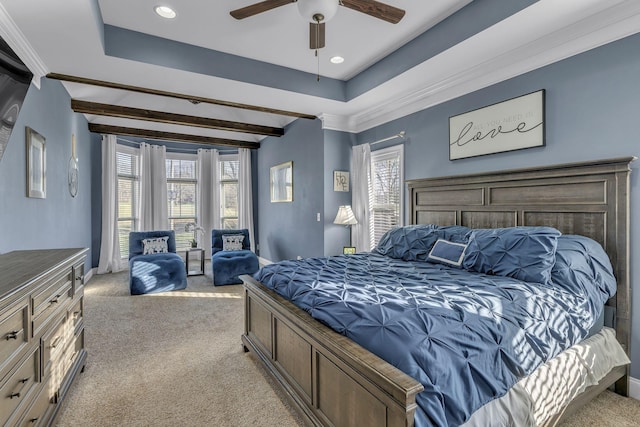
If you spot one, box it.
[310,22,325,50]
[230,0,295,20]
[340,0,405,24]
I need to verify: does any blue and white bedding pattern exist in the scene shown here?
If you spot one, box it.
[254,226,617,427]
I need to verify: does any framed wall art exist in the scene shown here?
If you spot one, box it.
[449,89,545,160]
[26,126,46,198]
[333,170,349,192]
[270,161,293,202]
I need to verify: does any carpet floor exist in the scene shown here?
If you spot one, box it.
[54,267,640,426]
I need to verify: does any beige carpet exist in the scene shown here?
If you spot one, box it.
[55,267,640,426]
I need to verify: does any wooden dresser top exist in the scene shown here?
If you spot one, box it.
[0,248,88,300]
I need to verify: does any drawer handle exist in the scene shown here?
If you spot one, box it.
[5,331,18,340]
[29,418,39,423]
[9,391,21,399]
[50,295,61,304]
[51,336,62,349]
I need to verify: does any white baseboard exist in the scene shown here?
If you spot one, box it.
[629,376,640,400]
[84,267,96,283]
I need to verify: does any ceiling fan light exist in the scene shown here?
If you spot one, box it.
[297,0,339,23]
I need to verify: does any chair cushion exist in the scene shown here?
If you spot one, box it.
[211,249,259,285]
[129,252,187,295]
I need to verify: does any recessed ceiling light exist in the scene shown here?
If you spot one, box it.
[155,5,176,19]
[330,56,344,64]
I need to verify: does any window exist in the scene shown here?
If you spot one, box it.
[369,145,404,247]
[219,155,239,229]
[116,146,140,258]
[166,154,197,250]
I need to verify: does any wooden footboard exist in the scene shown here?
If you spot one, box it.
[240,275,424,427]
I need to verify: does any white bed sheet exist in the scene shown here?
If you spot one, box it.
[462,327,630,427]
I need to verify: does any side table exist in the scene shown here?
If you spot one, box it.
[185,248,205,276]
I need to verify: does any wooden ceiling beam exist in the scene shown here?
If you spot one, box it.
[72,99,284,137]
[88,124,260,149]
[49,72,316,120]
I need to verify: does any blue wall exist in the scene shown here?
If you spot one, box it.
[0,78,93,273]
[356,33,640,377]
[257,118,326,261]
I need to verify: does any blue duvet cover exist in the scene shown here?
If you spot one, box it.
[254,249,613,426]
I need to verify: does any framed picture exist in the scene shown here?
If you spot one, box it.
[26,127,46,198]
[333,170,349,192]
[270,161,293,202]
[343,246,356,255]
[449,89,545,160]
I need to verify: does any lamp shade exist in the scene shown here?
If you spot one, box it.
[297,0,339,23]
[334,205,357,225]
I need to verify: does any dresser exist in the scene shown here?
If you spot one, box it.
[0,248,88,427]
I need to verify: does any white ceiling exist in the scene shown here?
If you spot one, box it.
[1,0,640,146]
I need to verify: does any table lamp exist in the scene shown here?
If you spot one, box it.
[334,205,358,254]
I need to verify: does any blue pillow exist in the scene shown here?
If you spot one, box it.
[550,235,617,302]
[463,226,561,284]
[427,239,468,268]
[375,225,470,261]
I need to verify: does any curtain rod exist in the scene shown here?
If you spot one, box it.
[369,131,406,146]
[115,137,237,154]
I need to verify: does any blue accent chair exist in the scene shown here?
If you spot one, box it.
[211,229,259,286]
[129,230,187,295]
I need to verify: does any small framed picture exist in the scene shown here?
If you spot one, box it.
[334,170,349,192]
[26,127,46,199]
[343,246,356,255]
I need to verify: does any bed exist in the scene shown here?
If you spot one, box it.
[240,157,634,426]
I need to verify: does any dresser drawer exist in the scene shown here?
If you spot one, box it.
[41,314,72,380]
[69,296,83,333]
[16,379,53,427]
[32,274,72,338]
[0,348,39,426]
[72,262,85,296]
[0,298,29,380]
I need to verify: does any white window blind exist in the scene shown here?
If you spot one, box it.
[116,146,140,258]
[219,155,239,229]
[369,145,404,247]
[166,154,197,250]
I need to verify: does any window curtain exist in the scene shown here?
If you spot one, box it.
[238,148,255,252]
[197,148,219,257]
[351,143,372,252]
[97,134,124,273]
[139,142,168,231]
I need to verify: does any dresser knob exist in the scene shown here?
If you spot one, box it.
[5,331,18,340]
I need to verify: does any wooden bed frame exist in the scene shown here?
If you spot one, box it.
[241,157,634,427]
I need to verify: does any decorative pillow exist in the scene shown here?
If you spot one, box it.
[375,224,470,261]
[550,235,617,301]
[462,226,561,284]
[142,236,169,255]
[427,239,468,268]
[222,234,245,251]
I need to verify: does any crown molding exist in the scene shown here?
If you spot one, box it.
[0,3,48,88]
[319,113,358,133]
[340,0,640,134]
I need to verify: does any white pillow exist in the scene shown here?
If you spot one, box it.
[142,236,169,254]
[222,234,244,251]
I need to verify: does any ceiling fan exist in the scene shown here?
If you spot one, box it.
[230,0,406,50]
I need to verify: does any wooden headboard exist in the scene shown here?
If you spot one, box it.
[407,157,635,392]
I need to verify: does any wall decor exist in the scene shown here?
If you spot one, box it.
[449,89,545,160]
[26,126,46,198]
[68,134,79,197]
[333,170,349,192]
[270,161,293,202]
